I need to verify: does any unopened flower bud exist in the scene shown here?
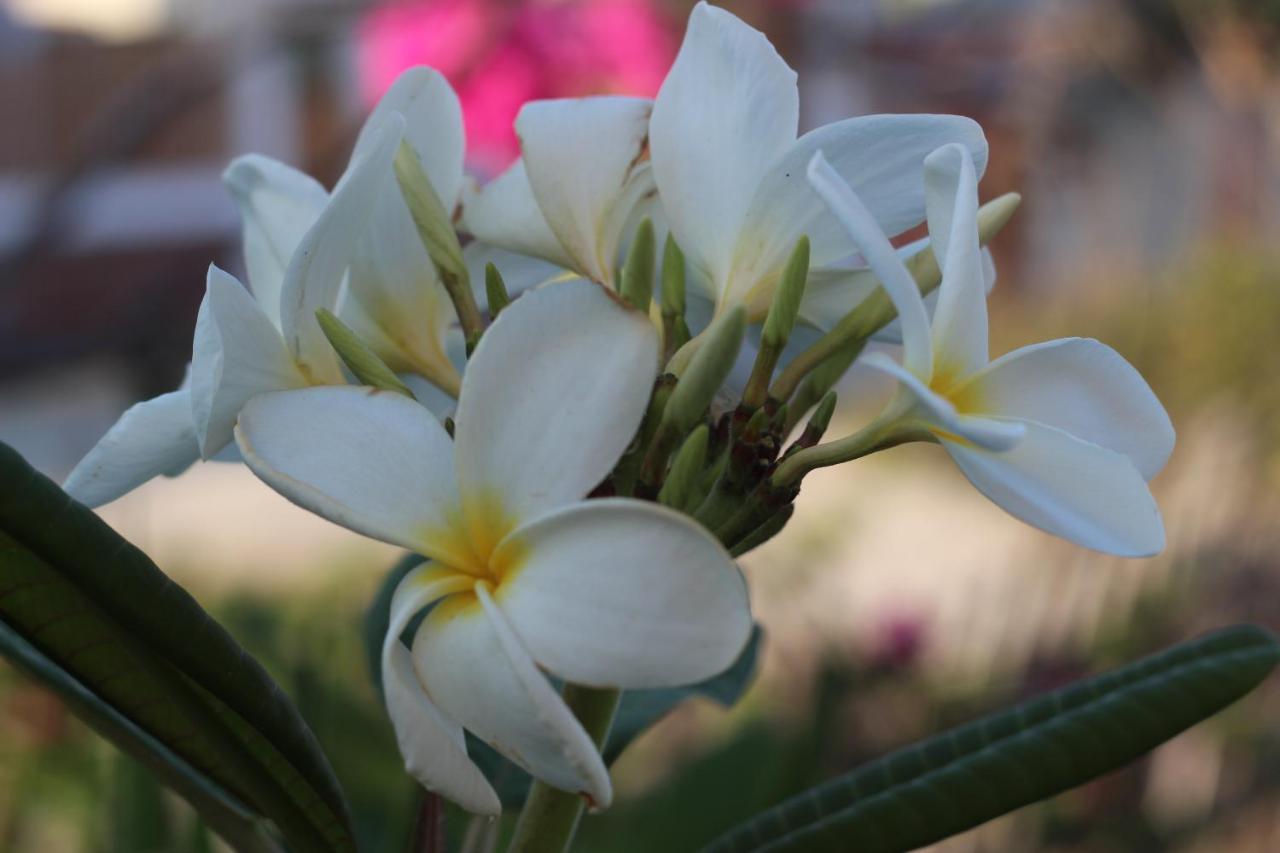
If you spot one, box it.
[315,309,414,398]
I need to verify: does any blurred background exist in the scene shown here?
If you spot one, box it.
[3,0,1280,850]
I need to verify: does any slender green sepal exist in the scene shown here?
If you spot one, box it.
[661,237,688,362]
[661,235,687,317]
[393,141,484,345]
[315,309,414,398]
[791,391,837,451]
[771,193,1021,402]
[620,218,656,311]
[783,340,862,434]
[658,425,710,510]
[702,624,1280,853]
[612,375,677,497]
[484,262,510,320]
[762,237,811,350]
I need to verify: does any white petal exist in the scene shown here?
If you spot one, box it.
[797,264,888,332]
[354,67,466,210]
[347,176,459,387]
[222,155,328,329]
[281,113,405,382]
[942,420,1165,557]
[728,115,987,309]
[463,159,574,270]
[453,280,658,525]
[517,97,654,285]
[382,563,499,815]
[649,1,798,295]
[861,351,1024,451]
[807,153,934,379]
[64,389,200,507]
[957,338,1174,480]
[413,583,612,807]
[495,498,751,689]
[874,244,997,345]
[924,143,988,380]
[234,386,471,565]
[190,266,307,458]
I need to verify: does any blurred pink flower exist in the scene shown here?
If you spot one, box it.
[357,0,676,175]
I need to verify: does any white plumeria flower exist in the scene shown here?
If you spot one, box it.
[807,144,1174,556]
[229,67,469,397]
[233,280,751,814]
[61,114,403,506]
[649,2,987,324]
[464,96,657,289]
[64,68,474,506]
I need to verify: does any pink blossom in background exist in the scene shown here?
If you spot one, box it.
[357,0,677,175]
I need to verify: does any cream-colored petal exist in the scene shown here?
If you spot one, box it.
[959,337,1174,480]
[807,153,934,379]
[463,158,575,270]
[942,420,1165,557]
[234,386,471,565]
[924,143,988,380]
[190,265,307,458]
[453,281,658,525]
[517,97,653,285]
[64,388,200,507]
[222,155,328,329]
[280,114,404,382]
[495,498,751,689]
[649,1,798,294]
[382,564,499,815]
[353,66,466,209]
[412,583,612,807]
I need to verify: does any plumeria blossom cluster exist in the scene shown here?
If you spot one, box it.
[65,1,1173,816]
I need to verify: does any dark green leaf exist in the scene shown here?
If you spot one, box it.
[0,621,276,852]
[0,442,355,852]
[702,624,1280,853]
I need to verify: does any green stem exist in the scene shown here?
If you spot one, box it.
[506,686,621,853]
[771,414,929,488]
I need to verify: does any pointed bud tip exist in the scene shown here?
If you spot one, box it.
[978,192,1022,243]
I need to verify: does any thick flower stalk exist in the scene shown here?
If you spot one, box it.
[233,280,751,813]
[783,145,1174,556]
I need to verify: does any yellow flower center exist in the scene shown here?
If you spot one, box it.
[427,489,528,586]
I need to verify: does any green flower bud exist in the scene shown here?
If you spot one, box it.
[761,236,810,351]
[662,306,746,436]
[315,309,414,398]
[661,235,686,317]
[484,262,510,320]
[393,141,484,345]
[620,219,656,311]
[658,424,709,511]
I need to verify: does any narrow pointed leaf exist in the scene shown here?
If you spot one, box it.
[0,442,355,852]
[702,625,1279,853]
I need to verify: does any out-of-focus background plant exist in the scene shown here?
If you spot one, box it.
[2,0,1280,850]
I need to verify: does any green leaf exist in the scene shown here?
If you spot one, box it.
[0,621,277,852]
[0,442,356,852]
[702,624,1280,853]
[363,557,763,807]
